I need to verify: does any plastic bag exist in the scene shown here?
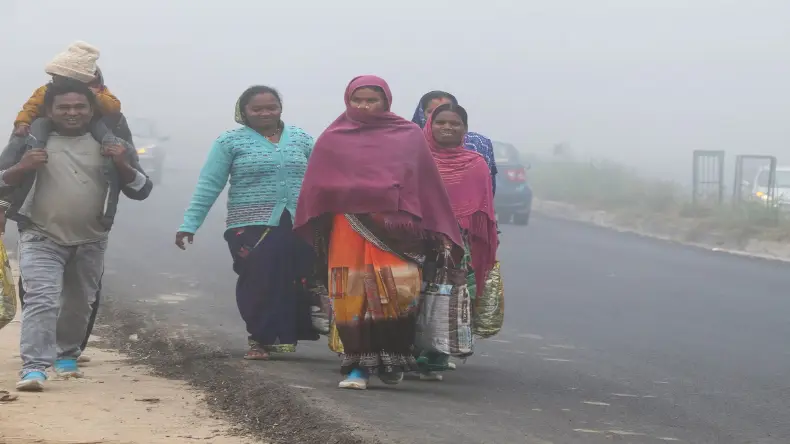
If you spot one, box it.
[0,238,17,331]
[473,261,504,338]
[328,319,344,354]
[415,252,473,358]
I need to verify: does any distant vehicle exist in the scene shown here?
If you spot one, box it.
[749,166,790,206]
[129,118,168,184]
[493,141,533,225]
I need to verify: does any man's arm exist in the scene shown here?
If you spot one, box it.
[118,141,152,201]
[0,149,47,187]
[0,138,35,214]
[0,139,22,217]
[1,163,34,187]
[0,136,28,173]
[92,114,151,201]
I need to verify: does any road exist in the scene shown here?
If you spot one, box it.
[12,171,790,443]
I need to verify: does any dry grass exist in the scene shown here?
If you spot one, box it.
[528,159,790,244]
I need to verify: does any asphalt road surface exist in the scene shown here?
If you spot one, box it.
[11,172,790,443]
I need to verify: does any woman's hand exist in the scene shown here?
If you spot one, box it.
[370,211,417,239]
[175,231,194,250]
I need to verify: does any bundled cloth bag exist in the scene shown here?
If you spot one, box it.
[472,261,505,338]
[308,282,330,335]
[0,238,17,331]
[416,251,474,358]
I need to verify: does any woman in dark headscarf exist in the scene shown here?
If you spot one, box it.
[417,103,499,380]
[175,85,320,360]
[294,75,463,390]
[412,91,498,194]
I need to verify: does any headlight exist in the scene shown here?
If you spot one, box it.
[136,145,153,155]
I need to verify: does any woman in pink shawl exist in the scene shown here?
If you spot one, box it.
[417,103,499,381]
[294,75,463,390]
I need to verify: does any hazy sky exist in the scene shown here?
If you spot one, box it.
[2,0,789,181]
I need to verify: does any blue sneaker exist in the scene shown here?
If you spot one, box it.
[54,359,83,378]
[16,371,46,391]
[338,368,369,390]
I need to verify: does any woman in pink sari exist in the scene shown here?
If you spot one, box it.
[294,76,463,390]
[417,103,499,380]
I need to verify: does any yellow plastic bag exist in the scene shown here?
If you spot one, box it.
[0,238,17,331]
[328,320,344,354]
[473,261,504,338]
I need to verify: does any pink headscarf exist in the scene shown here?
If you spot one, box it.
[293,75,463,249]
[424,107,498,292]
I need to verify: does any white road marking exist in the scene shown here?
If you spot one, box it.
[543,358,573,362]
[575,429,651,437]
[157,294,189,303]
[582,401,610,406]
[487,339,511,343]
[609,430,646,436]
[610,393,639,398]
[518,334,544,340]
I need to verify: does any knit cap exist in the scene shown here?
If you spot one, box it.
[44,41,100,83]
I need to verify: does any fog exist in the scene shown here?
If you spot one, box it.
[2,0,789,183]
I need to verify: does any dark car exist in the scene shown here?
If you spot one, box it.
[493,141,533,225]
[128,118,168,184]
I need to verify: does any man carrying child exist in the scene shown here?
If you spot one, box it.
[0,42,151,391]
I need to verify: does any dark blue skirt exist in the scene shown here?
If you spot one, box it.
[224,212,318,348]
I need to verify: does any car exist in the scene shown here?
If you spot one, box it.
[493,141,533,225]
[748,166,790,207]
[128,118,168,184]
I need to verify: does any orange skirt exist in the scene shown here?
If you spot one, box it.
[328,214,421,374]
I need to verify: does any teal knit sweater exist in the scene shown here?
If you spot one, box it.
[179,125,314,233]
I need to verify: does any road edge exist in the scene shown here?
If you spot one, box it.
[532,199,790,264]
[93,301,385,444]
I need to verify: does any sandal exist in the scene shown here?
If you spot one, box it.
[243,346,270,360]
[378,370,404,385]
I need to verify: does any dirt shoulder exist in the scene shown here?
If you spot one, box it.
[0,261,261,444]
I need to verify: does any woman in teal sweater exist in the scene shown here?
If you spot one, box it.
[175,85,320,360]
